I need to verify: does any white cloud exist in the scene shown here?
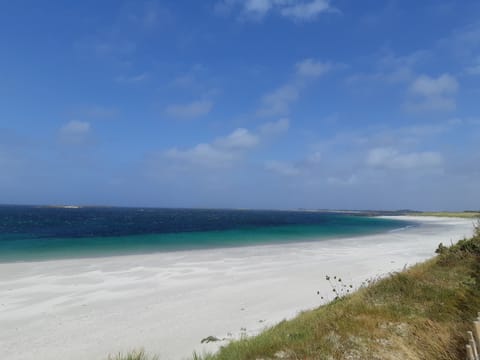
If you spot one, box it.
[165,143,235,168]
[257,58,332,117]
[162,120,289,169]
[215,128,259,149]
[260,118,290,135]
[281,0,332,21]
[410,74,458,97]
[257,84,299,117]
[164,127,261,168]
[63,121,90,133]
[296,58,331,77]
[165,100,213,119]
[214,0,335,22]
[366,147,443,170]
[265,160,300,176]
[245,0,272,15]
[407,73,458,112]
[59,120,91,145]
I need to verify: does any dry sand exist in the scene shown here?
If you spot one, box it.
[0,216,475,360]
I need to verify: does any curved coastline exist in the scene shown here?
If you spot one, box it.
[0,214,408,263]
[0,216,474,360]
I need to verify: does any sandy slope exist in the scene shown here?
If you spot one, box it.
[0,216,474,360]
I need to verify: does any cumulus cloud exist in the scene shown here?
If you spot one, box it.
[406,73,459,112]
[214,128,259,150]
[165,100,213,119]
[58,120,91,145]
[164,119,282,168]
[214,0,335,21]
[366,147,443,170]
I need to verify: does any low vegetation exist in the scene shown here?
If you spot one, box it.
[108,349,158,360]
[411,211,480,218]
[110,221,480,360]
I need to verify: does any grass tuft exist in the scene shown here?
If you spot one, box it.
[107,349,158,360]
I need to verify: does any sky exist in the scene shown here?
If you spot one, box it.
[1,0,480,211]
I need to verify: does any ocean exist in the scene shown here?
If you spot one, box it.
[0,205,411,262]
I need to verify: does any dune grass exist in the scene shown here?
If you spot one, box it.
[191,222,480,360]
[107,349,158,360]
[110,222,480,360]
[412,211,480,218]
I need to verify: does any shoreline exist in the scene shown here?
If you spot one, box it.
[0,215,408,264]
[0,216,475,360]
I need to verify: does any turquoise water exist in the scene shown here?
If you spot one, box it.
[0,206,411,262]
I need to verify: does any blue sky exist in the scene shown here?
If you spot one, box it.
[1,0,480,210]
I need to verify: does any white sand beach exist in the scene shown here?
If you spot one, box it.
[0,216,475,360]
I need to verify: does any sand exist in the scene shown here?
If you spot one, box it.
[0,216,475,360]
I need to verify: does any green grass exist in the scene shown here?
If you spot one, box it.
[411,211,480,218]
[193,222,480,360]
[110,223,480,360]
[107,349,158,360]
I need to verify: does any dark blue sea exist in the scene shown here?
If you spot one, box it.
[0,205,411,262]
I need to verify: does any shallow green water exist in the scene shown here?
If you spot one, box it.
[0,206,411,262]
